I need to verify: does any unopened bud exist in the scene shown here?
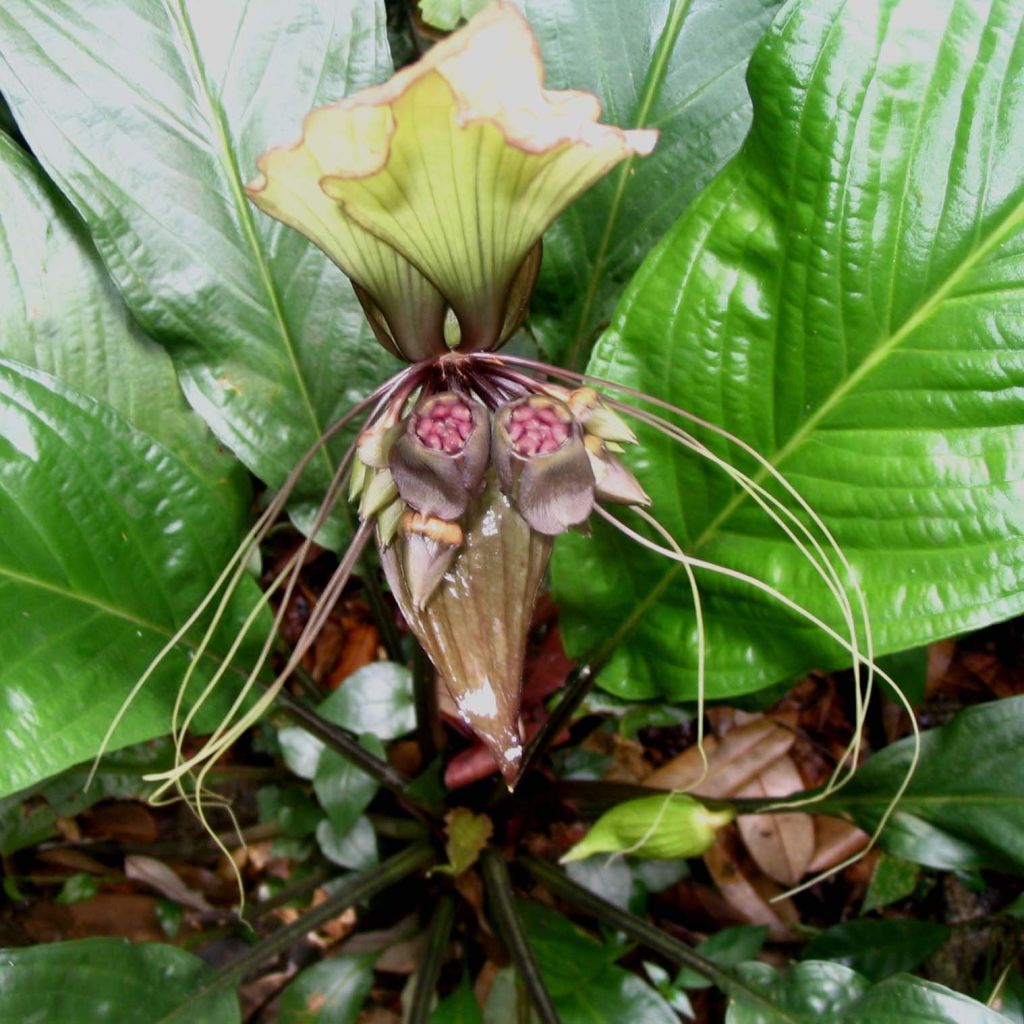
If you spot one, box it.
[585,435,650,507]
[560,793,734,863]
[359,467,398,518]
[576,392,637,446]
[400,511,463,610]
[389,392,490,520]
[493,395,594,536]
[376,497,405,547]
[357,415,401,469]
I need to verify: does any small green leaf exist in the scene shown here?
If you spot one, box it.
[517,903,678,1024]
[561,793,733,862]
[55,873,98,905]
[0,938,240,1022]
[800,920,949,983]
[676,925,769,989]
[430,971,483,1024]
[818,695,1024,873]
[433,808,493,877]
[314,735,385,837]
[728,961,1006,1023]
[316,816,378,872]
[277,953,376,1024]
[258,786,322,840]
[317,663,416,741]
[861,854,921,914]
[418,0,488,32]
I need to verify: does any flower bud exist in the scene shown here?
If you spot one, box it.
[584,435,650,507]
[359,467,398,518]
[492,395,594,536]
[560,793,734,863]
[389,392,490,521]
[568,387,637,445]
[399,511,463,611]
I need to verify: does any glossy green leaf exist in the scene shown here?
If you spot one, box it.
[0,938,239,1023]
[315,662,417,740]
[555,0,1024,699]
[520,0,784,366]
[516,901,678,1023]
[314,734,386,836]
[817,695,1024,873]
[861,854,921,914]
[0,132,244,508]
[728,961,1006,1023]
[0,0,400,545]
[0,740,172,855]
[277,954,376,1024]
[430,972,484,1024]
[800,919,949,983]
[0,361,262,797]
[316,815,378,871]
[676,925,769,989]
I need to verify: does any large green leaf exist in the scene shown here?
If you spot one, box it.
[799,920,949,983]
[817,695,1024,873]
[0,131,244,507]
[0,0,400,543]
[277,954,376,1024]
[554,0,1024,699]
[521,0,783,367]
[727,961,1005,1023]
[0,938,239,1023]
[0,360,262,797]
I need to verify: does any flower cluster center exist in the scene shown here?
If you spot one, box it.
[506,401,571,456]
[414,396,474,455]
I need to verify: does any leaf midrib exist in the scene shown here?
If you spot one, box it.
[566,0,692,370]
[0,562,250,681]
[596,174,1024,667]
[164,0,334,484]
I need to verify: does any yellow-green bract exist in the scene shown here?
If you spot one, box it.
[560,793,734,863]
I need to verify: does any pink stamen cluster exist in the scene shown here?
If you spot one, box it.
[507,401,571,455]
[414,396,474,454]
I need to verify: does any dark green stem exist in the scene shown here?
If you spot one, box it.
[412,643,440,764]
[537,780,771,817]
[157,843,435,1023]
[521,857,792,1020]
[360,552,405,662]
[516,664,595,783]
[405,894,456,1024]
[272,685,437,821]
[481,850,560,1024]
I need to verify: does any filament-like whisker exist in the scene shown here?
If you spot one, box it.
[594,503,920,894]
[494,354,876,797]
[86,373,408,790]
[630,506,709,790]
[612,401,869,794]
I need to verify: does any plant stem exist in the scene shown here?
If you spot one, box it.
[516,663,594,782]
[361,552,405,662]
[412,642,440,764]
[481,850,559,1024]
[521,856,791,1019]
[157,843,435,1023]
[537,780,767,816]
[405,894,456,1024]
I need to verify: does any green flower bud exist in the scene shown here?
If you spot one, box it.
[560,793,734,863]
[584,435,650,507]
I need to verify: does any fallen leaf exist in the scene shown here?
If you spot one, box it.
[647,719,794,796]
[703,834,798,941]
[735,755,815,887]
[807,817,870,873]
[124,855,212,912]
[83,801,159,843]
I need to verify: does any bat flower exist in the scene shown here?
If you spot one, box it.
[137,2,885,835]
[245,1,655,360]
